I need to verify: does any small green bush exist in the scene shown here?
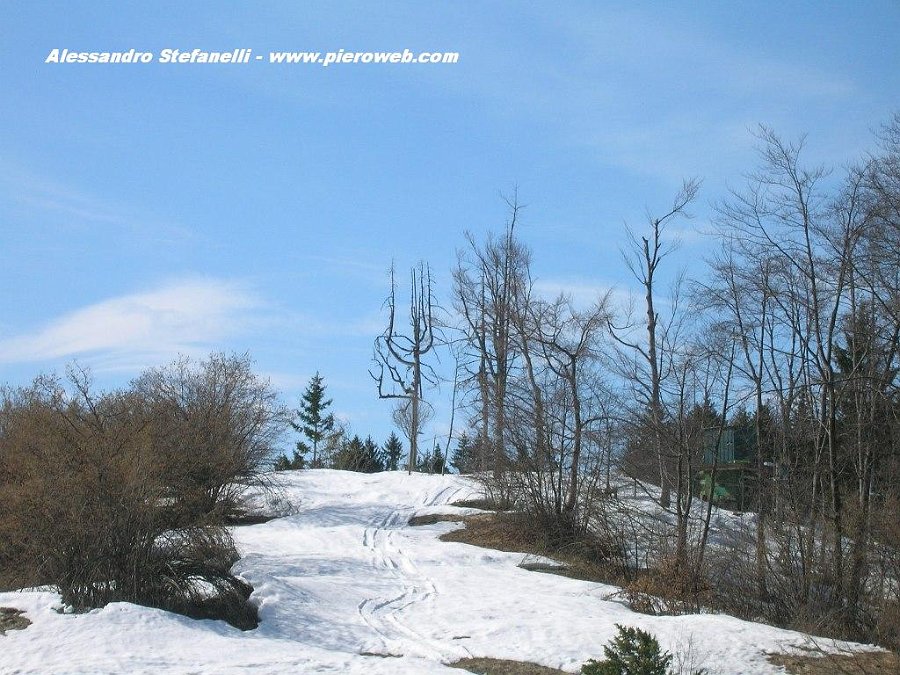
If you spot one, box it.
[582,624,672,675]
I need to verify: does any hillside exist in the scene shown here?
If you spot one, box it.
[0,470,884,674]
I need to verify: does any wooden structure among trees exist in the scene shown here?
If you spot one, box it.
[698,426,757,510]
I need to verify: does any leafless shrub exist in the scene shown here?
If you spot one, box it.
[0,353,284,629]
[134,352,287,523]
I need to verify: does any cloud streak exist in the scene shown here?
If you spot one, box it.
[0,278,260,368]
[0,162,198,246]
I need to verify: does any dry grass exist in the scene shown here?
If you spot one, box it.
[0,570,25,593]
[768,649,899,674]
[0,607,30,635]
[449,656,568,674]
[408,513,465,527]
[434,512,618,585]
[451,498,509,511]
[438,513,544,553]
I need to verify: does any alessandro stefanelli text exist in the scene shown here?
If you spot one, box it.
[44,49,254,64]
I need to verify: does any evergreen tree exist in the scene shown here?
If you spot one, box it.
[451,432,479,474]
[290,446,306,470]
[581,624,673,675]
[416,447,433,473]
[273,447,306,471]
[333,435,365,471]
[333,435,383,473]
[293,373,335,468]
[417,443,445,474]
[361,436,385,473]
[383,432,404,471]
[430,446,445,474]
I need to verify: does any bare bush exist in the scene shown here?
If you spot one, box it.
[133,352,287,523]
[0,353,284,628]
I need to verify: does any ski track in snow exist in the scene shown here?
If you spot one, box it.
[357,483,469,660]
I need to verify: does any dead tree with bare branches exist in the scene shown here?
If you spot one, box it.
[371,262,438,474]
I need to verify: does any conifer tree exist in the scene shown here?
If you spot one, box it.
[361,436,385,473]
[581,624,672,675]
[289,447,306,470]
[451,432,479,474]
[383,432,404,471]
[430,445,446,474]
[334,435,365,471]
[333,435,383,472]
[293,373,335,468]
[417,443,445,474]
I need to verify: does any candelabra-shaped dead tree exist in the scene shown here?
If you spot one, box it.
[371,262,438,473]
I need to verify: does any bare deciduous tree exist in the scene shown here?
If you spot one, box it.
[454,193,530,476]
[610,178,700,508]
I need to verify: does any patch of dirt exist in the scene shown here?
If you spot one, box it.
[449,656,568,674]
[450,498,509,511]
[224,512,278,526]
[408,513,465,527]
[0,607,31,635]
[439,513,541,552]
[438,512,616,585]
[768,649,899,674]
[518,562,569,574]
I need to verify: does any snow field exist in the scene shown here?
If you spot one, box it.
[0,470,880,674]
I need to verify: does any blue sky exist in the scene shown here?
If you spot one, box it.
[1,1,898,449]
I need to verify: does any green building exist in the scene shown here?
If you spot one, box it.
[697,426,757,510]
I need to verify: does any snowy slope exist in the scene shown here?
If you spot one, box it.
[0,470,879,674]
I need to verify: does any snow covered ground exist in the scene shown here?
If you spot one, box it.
[0,470,881,674]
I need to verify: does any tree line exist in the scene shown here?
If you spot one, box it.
[273,372,446,474]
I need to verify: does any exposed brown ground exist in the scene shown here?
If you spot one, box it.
[0,607,31,634]
[428,512,617,585]
[769,649,899,674]
[450,498,509,511]
[448,656,568,674]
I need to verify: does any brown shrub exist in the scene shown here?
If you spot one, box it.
[0,355,283,629]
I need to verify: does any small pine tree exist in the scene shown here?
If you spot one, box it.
[451,432,479,474]
[360,436,385,473]
[416,444,445,474]
[582,625,672,675]
[382,432,403,471]
[430,446,445,474]
[289,446,306,470]
[293,373,335,468]
[416,447,432,473]
[333,435,365,471]
[332,435,383,473]
[273,446,306,471]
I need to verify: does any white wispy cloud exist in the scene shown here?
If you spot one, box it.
[0,162,197,245]
[0,278,260,368]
